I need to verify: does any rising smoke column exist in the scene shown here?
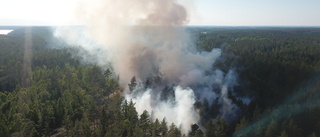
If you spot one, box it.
[54,0,239,134]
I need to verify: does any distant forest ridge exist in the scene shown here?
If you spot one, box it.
[1,25,320,29]
[1,26,320,136]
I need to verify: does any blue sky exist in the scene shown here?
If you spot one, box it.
[0,0,319,26]
[192,0,320,26]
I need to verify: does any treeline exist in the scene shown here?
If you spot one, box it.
[0,27,119,136]
[0,27,79,92]
[190,27,320,136]
[0,27,192,137]
[1,26,320,136]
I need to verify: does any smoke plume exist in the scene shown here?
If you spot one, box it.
[54,0,239,134]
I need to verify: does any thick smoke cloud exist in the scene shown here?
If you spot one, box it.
[127,86,199,134]
[54,0,239,134]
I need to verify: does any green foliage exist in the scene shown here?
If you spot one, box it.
[205,117,229,137]
[160,118,168,136]
[1,26,320,137]
[214,117,229,137]
[0,27,122,136]
[152,118,161,136]
[264,120,278,137]
[192,27,320,137]
[234,116,248,133]
[139,110,151,134]
[128,76,137,92]
[189,124,204,137]
[278,130,288,137]
[193,27,320,107]
[167,123,181,137]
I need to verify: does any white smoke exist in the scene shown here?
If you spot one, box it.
[126,86,199,134]
[54,0,240,134]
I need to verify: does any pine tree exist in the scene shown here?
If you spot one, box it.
[264,120,278,137]
[205,119,214,137]
[168,123,181,137]
[160,118,168,136]
[139,110,151,134]
[100,107,108,136]
[208,117,229,137]
[278,130,288,137]
[234,117,248,133]
[128,76,137,92]
[153,118,161,136]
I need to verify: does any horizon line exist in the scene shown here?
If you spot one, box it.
[1,25,320,29]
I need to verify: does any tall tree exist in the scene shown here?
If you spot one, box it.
[128,76,137,92]
[160,118,168,137]
[167,123,181,137]
[139,110,151,134]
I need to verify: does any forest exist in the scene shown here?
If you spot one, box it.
[0,26,320,137]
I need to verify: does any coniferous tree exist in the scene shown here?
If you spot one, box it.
[139,110,151,134]
[167,123,181,137]
[160,118,168,136]
[128,76,137,92]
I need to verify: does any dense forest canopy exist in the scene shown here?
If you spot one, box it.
[0,26,320,136]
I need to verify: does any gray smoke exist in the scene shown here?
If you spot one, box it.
[54,0,239,134]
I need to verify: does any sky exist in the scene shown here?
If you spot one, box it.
[0,0,319,26]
